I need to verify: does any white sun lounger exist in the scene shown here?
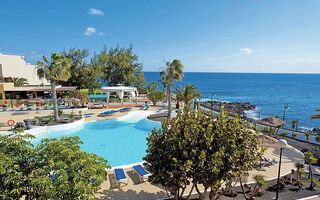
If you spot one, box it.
[132,164,150,182]
[114,168,128,188]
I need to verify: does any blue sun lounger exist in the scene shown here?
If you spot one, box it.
[144,105,151,110]
[84,113,94,117]
[132,165,150,182]
[140,105,146,110]
[119,107,132,112]
[114,168,128,188]
[99,110,119,116]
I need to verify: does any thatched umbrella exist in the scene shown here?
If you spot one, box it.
[258,117,286,127]
[70,98,80,107]
[28,98,45,104]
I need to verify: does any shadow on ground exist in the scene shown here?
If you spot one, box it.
[96,189,167,200]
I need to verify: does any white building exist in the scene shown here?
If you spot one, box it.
[101,86,138,99]
[0,53,49,85]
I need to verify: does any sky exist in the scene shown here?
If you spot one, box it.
[1,0,320,73]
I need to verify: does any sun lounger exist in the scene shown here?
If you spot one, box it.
[119,107,132,112]
[144,105,150,110]
[132,165,150,182]
[114,168,128,188]
[140,105,146,110]
[84,113,94,117]
[99,110,119,116]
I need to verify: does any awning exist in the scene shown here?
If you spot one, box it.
[89,94,108,99]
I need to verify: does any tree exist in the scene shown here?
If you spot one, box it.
[0,134,35,200]
[147,90,164,106]
[0,135,110,199]
[291,119,297,136]
[304,132,312,143]
[304,152,319,190]
[159,74,168,103]
[160,59,184,118]
[144,107,262,200]
[292,132,298,139]
[98,45,145,87]
[242,175,267,199]
[69,90,89,107]
[11,77,28,87]
[28,136,109,199]
[294,162,305,191]
[176,84,203,107]
[316,135,320,143]
[37,53,71,121]
[61,48,103,92]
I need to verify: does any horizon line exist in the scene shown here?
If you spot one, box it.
[143,71,320,74]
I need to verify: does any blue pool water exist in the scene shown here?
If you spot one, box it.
[31,111,161,167]
[145,72,320,131]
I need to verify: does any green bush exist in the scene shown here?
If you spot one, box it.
[278,132,289,137]
[58,109,63,116]
[0,135,110,199]
[292,132,298,138]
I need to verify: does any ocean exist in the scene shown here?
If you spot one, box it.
[144,72,320,131]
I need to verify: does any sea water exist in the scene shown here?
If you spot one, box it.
[145,72,320,131]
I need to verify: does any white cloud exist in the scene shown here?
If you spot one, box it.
[83,27,96,36]
[240,48,253,55]
[89,8,104,16]
[99,32,106,36]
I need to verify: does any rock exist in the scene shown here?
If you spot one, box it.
[200,100,256,115]
[23,118,39,126]
[224,188,238,197]
[14,122,26,129]
[311,128,320,135]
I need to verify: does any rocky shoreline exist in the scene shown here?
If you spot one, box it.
[200,100,256,116]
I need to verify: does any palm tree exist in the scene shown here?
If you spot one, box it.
[311,109,320,119]
[158,75,168,103]
[316,135,320,143]
[291,119,297,137]
[294,162,305,190]
[160,59,184,118]
[37,53,71,121]
[175,84,203,107]
[304,132,312,143]
[304,152,318,190]
[12,77,28,87]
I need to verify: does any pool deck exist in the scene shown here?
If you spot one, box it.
[95,142,304,200]
[1,106,307,199]
[0,106,162,131]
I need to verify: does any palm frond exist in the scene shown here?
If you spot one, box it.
[311,113,320,119]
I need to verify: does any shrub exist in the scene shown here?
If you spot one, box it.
[0,135,110,199]
[147,90,165,106]
[292,132,298,139]
[144,107,263,200]
[278,132,289,137]
[46,116,54,124]
[68,113,75,122]
[58,109,63,116]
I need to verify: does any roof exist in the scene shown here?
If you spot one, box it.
[89,94,108,99]
[257,117,286,127]
[4,85,77,92]
[101,86,137,92]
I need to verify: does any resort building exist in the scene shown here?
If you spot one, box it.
[0,82,77,107]
[101,86,139,99]
[0,52,48,85]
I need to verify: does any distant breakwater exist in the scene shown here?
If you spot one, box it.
[200,100,256,116]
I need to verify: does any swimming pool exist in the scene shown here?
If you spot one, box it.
[31,111,161,167]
